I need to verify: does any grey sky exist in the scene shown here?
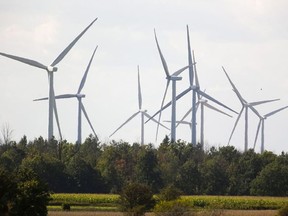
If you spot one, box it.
[0,0,287,153]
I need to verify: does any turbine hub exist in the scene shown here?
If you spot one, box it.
[76,94,85,98]
[47,66,58,72]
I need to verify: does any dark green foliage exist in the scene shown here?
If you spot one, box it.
[118,182,156,216]
[0,167,50,216]
[1,135,288,196]
[250,154,288,196]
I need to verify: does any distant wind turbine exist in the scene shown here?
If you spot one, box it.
[222,66,279,151]
[109,66,169,145]
[149,26,237,145]
[253,105,288,153]
[152,29,190,142]
[0,18,97,140]
[166,51,232,147]
[34,46,99,144]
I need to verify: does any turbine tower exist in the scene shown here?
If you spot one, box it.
[153,29,190,142]
[0,18,97,141]
[222,67,279,151]
[34,46,99,144]
[109,66,169,145]
[253,105,288,153]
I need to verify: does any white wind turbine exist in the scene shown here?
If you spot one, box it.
[34,46,99,144]
[163,48,232,147]
[0,18,97,141]
[152,29,190,142]
[109,66,169,145]
[149,26,237,145]
[253,105,288,153]
[222,67,279,151]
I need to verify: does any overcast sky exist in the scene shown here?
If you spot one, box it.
[0,0,287,154]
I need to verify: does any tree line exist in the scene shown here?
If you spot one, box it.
[1,134,288,196]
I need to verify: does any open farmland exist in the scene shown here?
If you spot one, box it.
[48,193,288,214]
[48,210,278,216]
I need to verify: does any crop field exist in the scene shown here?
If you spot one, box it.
[48,210,278,216]
[48,193,288,216]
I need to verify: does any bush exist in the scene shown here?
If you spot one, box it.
[158,185,182,201]
[154,200,194,216]
[278,205,288,216]
[118,182,155,216]
[61,203,71,211]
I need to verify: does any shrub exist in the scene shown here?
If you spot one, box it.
[158,185,182,201]
[118,182,155,216]
[278,205,288,216]
[61,203,71,211]
[154,200,194,216]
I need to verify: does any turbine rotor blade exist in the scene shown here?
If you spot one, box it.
[51,18,97,66]
[52,87,63,141]
[253,119,262,150]
[186,25,194,86]
[175,107,192,128]
[204,103,233,117]
[146,86,191,124]
[193,50,200,88]
[77,45,98,94]
[264,105,288,118]
[33,97,49,101]
[155,79,170,140]
[109,111,141,137]
[171,65,190,77]
[249,99,280,106]
[222,66,245,104]
[250,106,262,118]
[0,52,47,70]
[228,107,244,145]
[198,90,238,114]
[138,66,142,110]
[80,102,98,141]
[154,29,170,77]
[143,112,169,130]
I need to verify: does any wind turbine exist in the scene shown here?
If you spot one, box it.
[34,46,99,144]
[253,105,288,153]
[0,18,97,141]
[109,66,169,145]
[166,54,232,147]
[153,29,190,142]
[222,67,279,151]
[149,26,237,145]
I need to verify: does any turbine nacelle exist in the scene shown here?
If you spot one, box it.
[170,75,182,81]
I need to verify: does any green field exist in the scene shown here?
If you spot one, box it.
[49,193,288,212]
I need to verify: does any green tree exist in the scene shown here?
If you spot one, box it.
[118,182,155,216]
[9,168,50,216]
[135,144,162,192]
[250,154,288,196]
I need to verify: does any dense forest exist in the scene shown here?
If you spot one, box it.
[1,134,288,196]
